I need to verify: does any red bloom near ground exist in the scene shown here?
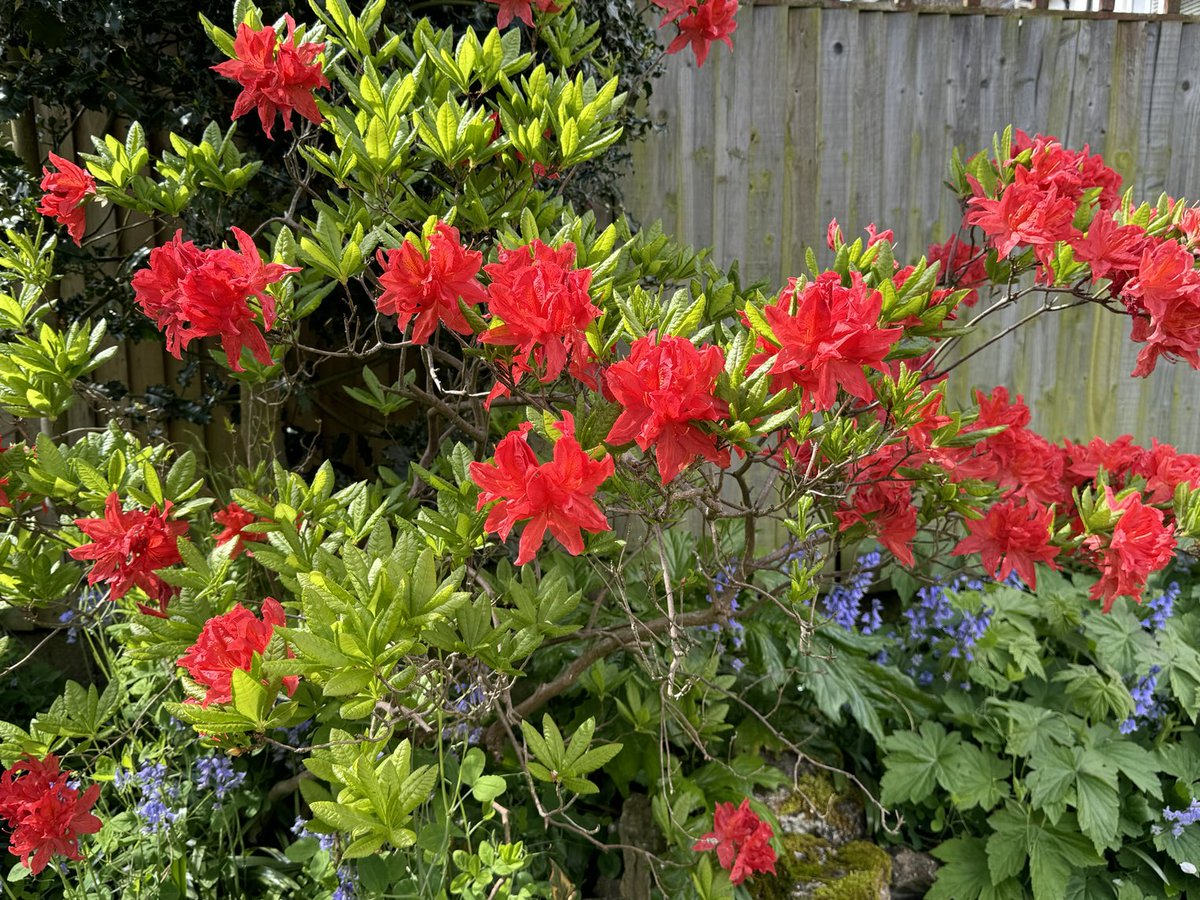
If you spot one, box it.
[469,413,613,565]
[177,598,298,707]
[662,0,739,67]
[604,333,729,483]
[37,153,95,246]
[375,223,487,344]
[692,798,777,885]
[0,754,101,874]
[480,240,600,403]
[764,271,901,412]
[952,500,1060,589]
[212,15,329,139]
[489,0,561,29]
[213,502,268,559]
[1086,488,1177,611]
[131,227,298,371]
[69,493,188,611]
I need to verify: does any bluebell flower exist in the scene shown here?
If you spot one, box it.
[1163,799,1200,837]
[292,817,337,852]
[125,762,181,834]
[333,865,356,900]
[823,551,880,631]
[194,753,245,806]
[1146,582,1179,631]
[1122,666,1162,734]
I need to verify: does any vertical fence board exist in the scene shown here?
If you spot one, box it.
[784,7,824,276]
[623,6,1200,447]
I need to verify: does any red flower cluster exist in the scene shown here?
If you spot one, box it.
[1085,488,1176,612]
[177,597,298,707]
[946,387,1067,508]
[692,798,777,885]
[480,240,599,403]
[70,493,188,614]
[952,500,1059,589]
[212,15,329,139]
[951,133,1200,378]
[763,272,901,412]
[375,223,487,344]
[37,153,95,246]
[936,387,1198,604]
[131,228,298,371]
[0,755,101,874]
[657,0,739,67]
[836,445,920,567]
[965,172,1078,268]
[488,0,561,29]
[213,502,268,559]
[604,333,729,483]
[469,412,613,565]
[1123,238,1200,376]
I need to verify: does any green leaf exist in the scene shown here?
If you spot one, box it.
[880,722,961,806]
[944,743,1011,812]
[230,668,268,725]
[928,837,992,900]
[986,805,1030,884]
[470,775,507,804]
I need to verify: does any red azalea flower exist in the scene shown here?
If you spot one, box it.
[131,228,298,371]
[469,412,613,565]
[653,0,694,26]
[0,755,101,875]
[69,492,188,609]
[1179,206,1200,248]
[666,0,739,68]
[1063,434,1146,487]
[480,240,600,402]
[604,333,729,483]
[1123,238,1200,377]
[952,500,1059,589]
[834,446,919,567]
[692,798,777,885]
[489,0,562,29]
[1137,439,1200,504]
[964,171,1078,267]
[941,387,1068,508]
[177,598,298,707]
[1085,488,1176,611]
[213,502,267,559]
[211,15,329,139]
[37,153,96,246]
[1073,212,1148,292]
[764,271,901,413]
[375,223,487,344]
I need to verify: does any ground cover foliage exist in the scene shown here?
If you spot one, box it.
[3,1,1200,898]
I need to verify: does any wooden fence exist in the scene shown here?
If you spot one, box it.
[624,1,1200,447]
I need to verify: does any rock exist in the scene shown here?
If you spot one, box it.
[751,773,890,900]
[889,848,938,899]
[770,773,867,845]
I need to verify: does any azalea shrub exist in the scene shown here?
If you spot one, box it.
[5,1,1200,899]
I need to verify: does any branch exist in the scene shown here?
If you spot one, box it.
[483,607,723,754]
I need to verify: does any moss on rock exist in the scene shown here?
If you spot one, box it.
[749,835,891,900]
